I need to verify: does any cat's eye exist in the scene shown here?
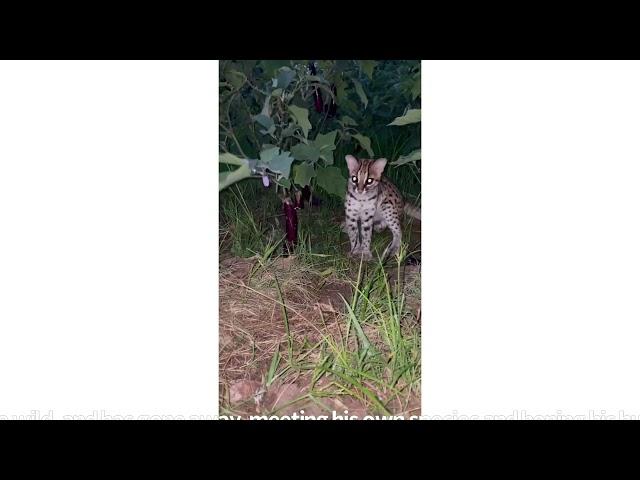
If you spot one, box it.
[351,176,357,183]
[366,178,373,184]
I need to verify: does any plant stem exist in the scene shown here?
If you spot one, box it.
[220,123,248,158]
[219,163,251,191]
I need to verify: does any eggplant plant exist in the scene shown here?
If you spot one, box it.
[219,60,421,250]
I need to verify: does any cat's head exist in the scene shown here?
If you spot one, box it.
[345,155,387,194]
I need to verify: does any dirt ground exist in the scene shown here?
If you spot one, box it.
[219,220,421,419]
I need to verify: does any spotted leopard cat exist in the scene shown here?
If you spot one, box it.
[343,154,420,261]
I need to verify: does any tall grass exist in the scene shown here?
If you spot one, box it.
[256,250,421,416]
[219,211,421,415]
[219,140,421,416]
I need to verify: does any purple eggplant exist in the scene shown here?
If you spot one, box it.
[282,196,298,254]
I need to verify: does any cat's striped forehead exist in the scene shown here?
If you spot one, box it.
[345,155,388,192]
[349,158,384,179]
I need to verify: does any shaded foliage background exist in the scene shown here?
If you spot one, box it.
[218,62,423,415]
[219,60,421,201]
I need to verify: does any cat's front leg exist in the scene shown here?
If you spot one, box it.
[345,215,360,254]
[357,208,375,261]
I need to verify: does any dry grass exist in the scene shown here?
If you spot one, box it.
[219,253,421,419]
[219,177,421,419]
[219,256,349,384]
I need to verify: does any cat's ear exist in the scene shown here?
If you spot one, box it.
[369,158,388,178]
[345,155,360,175]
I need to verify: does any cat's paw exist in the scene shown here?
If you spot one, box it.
[353,250,373,261]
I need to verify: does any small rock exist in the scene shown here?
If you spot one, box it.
[229,380,262,403]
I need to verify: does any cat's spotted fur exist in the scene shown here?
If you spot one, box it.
[344,155,420,261]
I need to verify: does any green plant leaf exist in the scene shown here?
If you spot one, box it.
[318,60,334,73]
[411,72,421,100]
[219,163,252,191]
[359,60,377,80]
[268,151,295,178]
[291,143,321,163]
[261,60,291,77]
[237,60,257,76]
[307,75,329,84]
[288,105,312,138]
[353,133,374,157]
[316,166,346,198]
[391,149,421,166]
[351,78,368,109]
[340,97,359,113]
[281,122,296,138]
[320,150,334,165]
[266,347,281,387]
[293,162,316,187]
[315,130,337,152]
[277,177,291,189]
[253,114,273,129]
[259,147,294,178]
[334,60,351,74]
[335,76,348,102]
[260,125,276,136]
[260,146,280,163]
[388,108,421,126]
[224,69,246,90]
[219,152,247,166]
[340,115,358,126]
[276,67,295,89]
